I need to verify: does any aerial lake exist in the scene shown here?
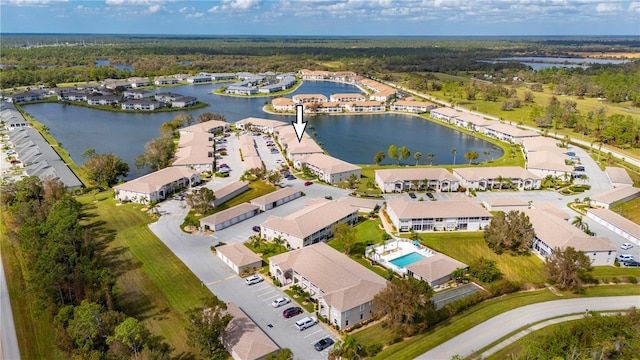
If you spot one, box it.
[22,81,502,179]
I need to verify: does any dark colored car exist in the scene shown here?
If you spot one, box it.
[314,337,335,351]
[282,306,303,318]
[286,175,296,180]
[408,192,416,199]
[624,260,640,267]
[252,226,261,232]
[426,193,435,199]
[304,181,313,186]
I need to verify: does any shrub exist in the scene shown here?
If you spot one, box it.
[612,277,620,284]
[628,276,638,284]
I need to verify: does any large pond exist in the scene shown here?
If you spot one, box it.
[23,81,502,179]
[479,56,629,70]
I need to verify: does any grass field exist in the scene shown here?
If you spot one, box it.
[354,285,640,360]
[417,232,547,286]
[77,190,215,357]
[611,197,640,225]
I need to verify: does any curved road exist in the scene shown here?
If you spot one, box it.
[1,256,20,360]
[417,296,640,359]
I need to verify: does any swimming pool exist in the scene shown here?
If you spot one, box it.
[389,252,425,268]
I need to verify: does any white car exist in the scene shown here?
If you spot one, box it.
[244,274,264,285]
[621,243,633,250]
[271,296,291,308]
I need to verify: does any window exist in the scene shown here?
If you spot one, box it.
[360,304,365,311]
[360,314,363,320]
[345,310,350,317]
[345,320,349,326]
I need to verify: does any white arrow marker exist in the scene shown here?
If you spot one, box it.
[292,104,307,143]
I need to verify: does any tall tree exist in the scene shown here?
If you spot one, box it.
[374,151,385,165]
[451,148,457,166]
[388,144,399,165]
[198,112,226,123]
[545,246,592,290]
[484,210,535,255]
[135,135,175,171]
[464,151,479,165]
[398,146,411,164]
[82,151,129,188]
[373,278,437,336]
[186,188,216,214]
[185,297,232,360]
[427,153,434,166]
[333,222,356,255]
[107,317,150,358]
[414,151,422,165]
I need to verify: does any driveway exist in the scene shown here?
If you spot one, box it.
[417,296,640,359]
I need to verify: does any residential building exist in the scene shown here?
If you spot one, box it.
[271,97,296,111]
[127,77,150,88]
[369,88,396,102]
[406,253,468,287]
[386,198,492,232]
[1,103,29,130]
[173,131,215,172]
[58,91,89,101]
[587,208,640,245]
[235,117,287,134]
[154,92,183,102]
[483,123,539,144]
[87,94,120,106]
[261,198,359,249]
[343,101,385,112]
[275,126,324,161]
[5,90,44,103]
[114,167,200,204]
[292,94,327,104]
[209,73,237,81]
[250,187,302,211]
[120,99,162,111]
[522,137,573,179]
[269,242,387,329]
[330,93,366,102]
[171,96,198,108]
[294,153,361,184]
[391,100,436,113]
[258,75,296,93]
[103,78,131,90]
[590,186,640,209]
[525,208,616,266]
[605,167,634,188]
[430,107,461,122]
[453,166,541,190]
[452,113,493,132]
[123,89,152,99]
[181,120,230,135]
[7,126,83,189]
[222,302,280,360]
[186,74,211,83]
[298,69,331,80]
[375,168,459,193]
[154,76,180,85]
[315,102,343,113]
[200,203,260,232]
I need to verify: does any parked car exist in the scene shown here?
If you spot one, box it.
[304,181,313,186]
[286,175,296,180]
[408,192,417,199]
[314,337,335,351]
[324,196,333,200]
[621,243,633,250]
[294,316,318,331]
[270,149,279,154]
[623,260,640,267]
[244,274,264,285]
[252,226,261,232]
[10,160,20,165]
[616,254,635,263]
[426,193,435,199]
[282,306,303,318]
[271,297,291,308]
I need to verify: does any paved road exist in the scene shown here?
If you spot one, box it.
[417,296,640,359]
[1,255,21,360]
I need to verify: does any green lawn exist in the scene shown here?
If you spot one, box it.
[355,285,640,360]
[283,289,315,313]
[77,190,216,356]
[591,265,640,281]
[417,232,547,286]
[611,197,640,225]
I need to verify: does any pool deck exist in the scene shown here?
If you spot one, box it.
[367,239,435,275]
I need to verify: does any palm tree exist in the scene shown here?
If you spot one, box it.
[483,151,491,163]
[571,216,587,231]
[273,236,284,250]
[451,148,457,166]
[414,152,422,165]
[495,175,504,189]
[427,153,434,166]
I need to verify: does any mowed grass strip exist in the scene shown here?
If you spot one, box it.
[417,232,547,286]
[78,190,214,356]
[358,285,640,360]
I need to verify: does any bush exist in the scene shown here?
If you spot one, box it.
[612,277,621,284]
[628,276,638,284]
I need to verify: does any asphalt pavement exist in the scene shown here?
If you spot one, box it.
[1,255,21,360]
[418,296,640,359]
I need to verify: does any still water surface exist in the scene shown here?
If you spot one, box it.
[23,81,502,179]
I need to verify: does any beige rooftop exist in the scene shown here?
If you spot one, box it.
[114,167,197,193]
[387,198,491,219]
[261,200,357,239]
[406,253,467,283]
[454,166,541,180]
[376,168,457,182]
[223,302,279,360]
[215,242,262,268]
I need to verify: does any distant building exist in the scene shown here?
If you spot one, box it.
[120,99,162,111]
[375,168,459,193]
[200,203,260,232]
[605,167,634,188]
[114,167,200,204]
[453,166,541,191]
[386,198,492,232]
[294,153,361,184]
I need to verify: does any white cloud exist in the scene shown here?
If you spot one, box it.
[186,12,204,18]
[209,0,261,12]
[178,6,188,12]
[595,2,621,12]
[148,3,161,12]
[629,1,640,12]
[4,0,67,6]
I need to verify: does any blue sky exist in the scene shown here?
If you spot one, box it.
[1,0,639,36]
